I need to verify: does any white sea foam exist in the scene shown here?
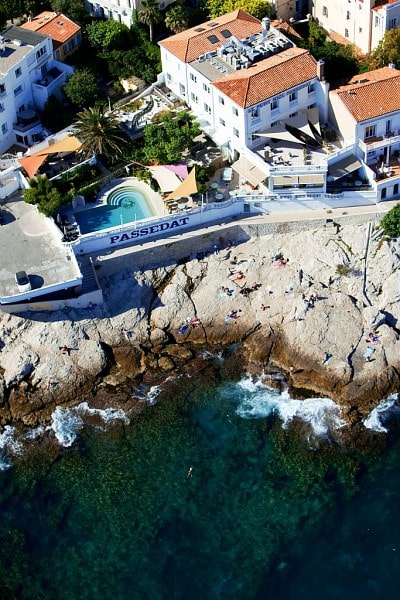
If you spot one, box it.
[147,385,162,405]
[236,374,345,437]
[363,395,399,433]
[201,350,224,362]
[48,402,131,447]
[0,426,22,470]
[25,425,45,440]
[49,406,84,447]
[78,402,130,425]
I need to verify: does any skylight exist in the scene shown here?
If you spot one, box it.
[194,27,205,32]
[220,29,232,39]
[207,34,219,44]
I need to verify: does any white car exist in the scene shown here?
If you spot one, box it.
[15,271,31,293]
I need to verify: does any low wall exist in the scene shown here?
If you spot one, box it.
[73,198,246,255]
[0,289,103,315]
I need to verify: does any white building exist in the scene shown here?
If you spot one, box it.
[0,25,73,154]
[312,0,400,55]
[85,0,174,28]
[271,0,309,22]
[159,10,329,193]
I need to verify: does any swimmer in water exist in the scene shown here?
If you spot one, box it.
[186,466,193,479]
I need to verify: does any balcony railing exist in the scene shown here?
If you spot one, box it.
[359,132,400,153]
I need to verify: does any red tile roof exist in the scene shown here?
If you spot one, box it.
[159,10,261,62]
[21,11,80,49]
[213,48,318,108]
[333,67,400,122]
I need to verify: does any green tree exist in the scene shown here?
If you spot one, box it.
[42,94,71,132]
[165,5,189,33]
[381,203,400,237]
[73,104,128,159]
[138,111,200,164]
[24,175,66,217]
[370,27,400,69]
[204,0,272,20]
[86,19,130,51]
[50,0,89,25]
[138,0,163,42]
[63,69,101,108]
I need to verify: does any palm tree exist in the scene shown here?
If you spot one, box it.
[165,6,189,34]
[138,0,162,42]
[74,104,128,159]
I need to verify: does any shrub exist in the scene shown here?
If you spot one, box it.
[381,203,400,237]
[336,264,352,277]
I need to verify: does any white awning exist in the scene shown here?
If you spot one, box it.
[273,175,299,186]
[148,166,182,193]
[298,174,325,185]
[232,156,267,187]
[256,108,321,145]
[328,156,362,180]
[256,127,304,145]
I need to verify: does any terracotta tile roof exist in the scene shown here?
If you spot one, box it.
[373,0,399,11]
[213,48,317,108]
[159,9,261,62]
[332,67,400,122]
[21,11,80,48]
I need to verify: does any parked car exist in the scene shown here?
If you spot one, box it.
[15,271,31,293]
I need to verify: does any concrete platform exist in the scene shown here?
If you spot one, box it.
[0,192,81,300]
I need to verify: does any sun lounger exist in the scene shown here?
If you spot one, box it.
[222,167,233,182]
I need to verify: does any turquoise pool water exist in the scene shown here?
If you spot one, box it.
[75,186,155,234]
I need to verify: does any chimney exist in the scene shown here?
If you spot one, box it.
[317,59,325,81]
[261,17,270,33]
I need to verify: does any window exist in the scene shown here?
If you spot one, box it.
[233,127,239,137]
[190,73,197,82]
[289,111,298,118]
[322,6,328,17]
[386,119,392,134]
[0,83,5,95]
[365,125,376,139]
[15,67,22,78]
[375,16,380,27]
[191,92,198,103]
[1,123,8,135]
[203,83,210,93]
[0,103,4,112]
[289,90,297,103]
[359,28,362,33]
[251,107,259,118]
[389,18,397,29]
[346,11,350,20]
[204,103,211,114]
[179,83,185,95]
[218,96,225,105]
[270,98,278,111]
[232,106,238,116]
[166,73,172,83]
[14,85,23,96]
[308,103,316,109]
[271,120,279,127]
[36,47,46,59]
[308,83,315,94]
[345,29,349,38]
[219,118,226,126]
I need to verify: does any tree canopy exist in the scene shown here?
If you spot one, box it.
[138,0,163,42]
[63,69,101,108]
[204,0,272,20]
[298,21,360,83]
[135,111,201,165]
[50,0,89,26]
[73,104,128,159]
[24,175,66,217]
[86,20,131,51]
[369,27,400,69]
[381,203,400,238]
[165,6,190,34]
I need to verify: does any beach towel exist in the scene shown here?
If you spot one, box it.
[363,347,374,359]
[178,324,189,335]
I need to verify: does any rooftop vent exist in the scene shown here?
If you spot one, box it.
[13,39,22,46]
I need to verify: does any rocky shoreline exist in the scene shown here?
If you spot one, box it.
[0,217,399,436]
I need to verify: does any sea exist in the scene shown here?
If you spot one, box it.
[0,358,399,600]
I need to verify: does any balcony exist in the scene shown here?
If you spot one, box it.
[13,109,42,133]
[359,132,400,153]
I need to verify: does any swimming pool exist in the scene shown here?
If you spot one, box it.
[75,186,155,234]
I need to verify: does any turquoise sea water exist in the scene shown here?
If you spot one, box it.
[0,370,399,599]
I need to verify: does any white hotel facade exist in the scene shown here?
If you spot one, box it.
[84,0,174,27]
[0,26,72,154]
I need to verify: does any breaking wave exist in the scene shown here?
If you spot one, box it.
[0,426,22,471]
[233,373,345,437]
[48,402,131,448]
[363,395,399,433]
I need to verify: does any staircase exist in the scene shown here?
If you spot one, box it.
[79,257,100,294]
